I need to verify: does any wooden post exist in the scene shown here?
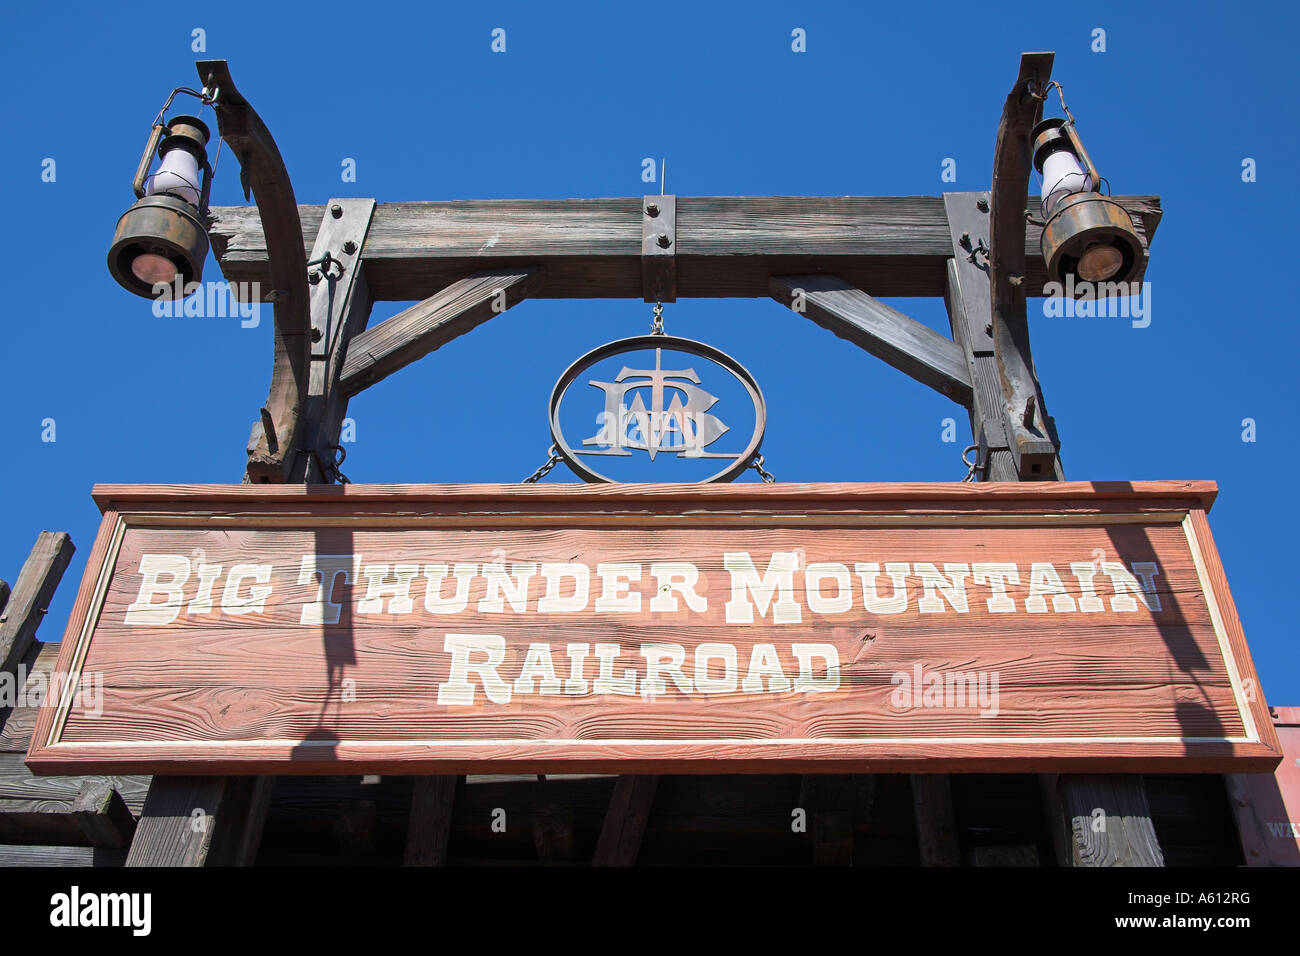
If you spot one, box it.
[911,775,962,866]
[1040,774,1165,866]
[592,775,659,866]
[0,532,74,677]
[404,775,459,866]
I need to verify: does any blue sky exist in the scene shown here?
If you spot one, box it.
[1,1,1296,703]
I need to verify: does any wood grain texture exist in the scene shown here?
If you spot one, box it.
[339,267,545,397]
[770,274,973,405]
[1041,773,1165,866]
[911,774,962,866]
[23,482,1278,777]
[206,196,1161,302]
[404,775,457,866]
[592,774,659,866]
[0,532,74,675]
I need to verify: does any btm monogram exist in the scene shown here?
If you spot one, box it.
[581,348,732,460]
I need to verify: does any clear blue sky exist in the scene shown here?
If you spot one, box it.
[1,1,1296,704]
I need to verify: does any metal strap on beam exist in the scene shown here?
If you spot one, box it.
[642,195,676,303]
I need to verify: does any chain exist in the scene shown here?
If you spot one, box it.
[750,454,775,483]
[523,445,563,483]
[960,443,980,482]
[650,302,665,336]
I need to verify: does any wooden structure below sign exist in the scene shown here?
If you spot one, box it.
[26,481,1280,777]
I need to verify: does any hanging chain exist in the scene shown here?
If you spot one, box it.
[650,302,665,336]
[523,444,563,483]
[750,454,775,483]
[960,444,980,482]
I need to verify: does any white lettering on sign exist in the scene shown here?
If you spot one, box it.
[124,552,1165,623]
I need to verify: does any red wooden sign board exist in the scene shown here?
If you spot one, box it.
[26,481,1282,775]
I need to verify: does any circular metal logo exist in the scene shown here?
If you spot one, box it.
[549,335,766,483]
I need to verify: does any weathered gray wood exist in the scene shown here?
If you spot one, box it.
[771,274,973,405]
[0,532,74,676]
[0,843,126,866]
[288,197,376,482]
[72,779,137,848]
[1041,774,1165,867]
[404,775,458,866]
[910,774,963,866]
[592,775,659,866]
[340,268,545,397]
[0,580,9,616]
[945,196,1020,482]
[126,775,269,867]
[987,54,1061,479]
[196,61,314,485]
[208,196,1161,302]
[0,752,148,814]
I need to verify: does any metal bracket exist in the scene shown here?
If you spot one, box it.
[642,195,676,303]
[976,418,1009,481]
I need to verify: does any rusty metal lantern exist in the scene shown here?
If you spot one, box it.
[107,104,214,299]
[1031,115,1144,291]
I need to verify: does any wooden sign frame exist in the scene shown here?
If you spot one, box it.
[26,481,1282,775]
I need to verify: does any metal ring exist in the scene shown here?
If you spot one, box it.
[547,334,766,484]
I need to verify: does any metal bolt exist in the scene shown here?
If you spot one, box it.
[308,270,322,284]
[1008,274,1024,287]
[656,232,671,248]
[984,322,993,337]
[646,203,660,217]
[976,197,990,212]
[330,204,343,218]
[310,327,323,342]
[342,240,358,254]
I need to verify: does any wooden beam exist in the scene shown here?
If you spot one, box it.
[0,532,73,676]
[208,196,1161,302]
[592,775,659,866]
[771,274,973,405]
[340,268,546,397]
[125,775,271,867]
[1040,774,1165,866]
[533,805,576,863]
[289,197,376,482]
[405,775,458,866]
[988,53,1061,479]
[910,774,962,866]
[196,60,313,484]
[72,779,138,848]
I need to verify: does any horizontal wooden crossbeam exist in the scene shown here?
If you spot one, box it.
[208,196,1161,302]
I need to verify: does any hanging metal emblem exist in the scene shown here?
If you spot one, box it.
[548,334,767,484]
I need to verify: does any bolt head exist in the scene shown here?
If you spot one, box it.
[656,233,671,248]
[342,240,358,254]
[309,270,322,284]
[330,204,343,218]
[977,198,990,212]
[646,203,660,216]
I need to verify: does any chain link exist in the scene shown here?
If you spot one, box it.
[523,445,563,483]
[750,454,775,483]
[650,302,665,336]
[960,443,980,482]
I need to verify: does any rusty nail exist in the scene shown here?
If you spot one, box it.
[330,204,343,218]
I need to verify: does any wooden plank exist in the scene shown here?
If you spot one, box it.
[910,774,962,866]
[339,268,545,397]
[72,778,137,848]
[593,775,659,866]
[123,775,275,867]
[207,196,1161,302]
[1041,774,1165,866]
[0,753,148,813]
[0,844,126,866]
[0,532,74,676]
[771,274,972,405]
[404,775,458,866]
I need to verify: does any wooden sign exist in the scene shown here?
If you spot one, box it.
[27,482,1281,775]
